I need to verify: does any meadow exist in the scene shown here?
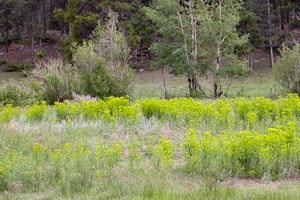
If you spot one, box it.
[1,94,300,199]
[0,68,281,100]
[131,69,281,99]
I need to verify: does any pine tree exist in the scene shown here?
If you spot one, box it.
[253,0,279,68]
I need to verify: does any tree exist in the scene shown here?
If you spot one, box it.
[0,0,23,55]
[201,0,248,98]
[24,0,45,50]
[273,44,300,95]
[54,0,99,59]
[145,0,248,98]
[54,0,99,40]
[254,0,280,68]
[98,0,154,49]
[72,11,134,98]
[31,59,79,103]
[53,0,154,59]
[239,0,260,47]
[145,0,205,95]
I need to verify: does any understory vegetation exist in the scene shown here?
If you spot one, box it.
[0,11,134,106]
[1,95,300,198]
[1,0,300,199]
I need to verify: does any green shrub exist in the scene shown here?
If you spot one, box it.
[0,151,18,191]
[25,101,47,121]
[72,11,134,98]
[31,59,80,104]
[54,101,81,121]
[36,50,46,59]
[273,45,300,95]
[0,82,39,106]
[0,59,7,65]
[80,61,126,98]
[96,142,123,169]
[183,122,300,180]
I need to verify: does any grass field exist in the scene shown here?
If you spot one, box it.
[1,95,300,199]
[0,68,282,100]
[130,68,282,99]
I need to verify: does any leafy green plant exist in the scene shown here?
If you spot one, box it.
[54,101,80,121]
[72,11,134,98]
[31,59,80,103]
[25,101,47,121]
[183,129,201,171]
[273,44,300,95]
[36,50,46,59]
[0,82,38,106]
[2,95,300,197]
[151,137,174,170]
[0,59,7,65]
[96,142,123,169]
[127,139,142,169]
[183,122,300,180]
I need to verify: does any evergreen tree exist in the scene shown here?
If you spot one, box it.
[0,0,24,54]
[254,0,279,68]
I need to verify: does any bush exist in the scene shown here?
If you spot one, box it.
[25,101,47,121]
[80,62,126,98]
[31,59,80,104]
[183,122,300,180]
[0,59,7,65]
[72,11,134,98]
[36,50,46,59]
[273,45,300,95]
[29,11,134,102]
[0,82,40,106]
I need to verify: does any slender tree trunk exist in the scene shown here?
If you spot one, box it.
[269,43,274,68]
[267,0,274,68]
[162,67,168,99]
[248,53,253,72]
[39,12,43,48]
[29,16,35,56]
[188,75,198,93]
[213,1,224,99]
[16,23,21,41]
[214,42,222,99]
[189,0,198,94]
[286,10,290,30]
[31,33,35,50]
[49,0,54,29]
[42,1,47,34]
[177,11,194,94]
[280,5,284,30]
[5,13,9,56]
[214,78,218,99]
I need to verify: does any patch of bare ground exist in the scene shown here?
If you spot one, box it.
[251,49,274,70]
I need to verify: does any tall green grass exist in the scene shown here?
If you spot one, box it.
[1,95,300,198]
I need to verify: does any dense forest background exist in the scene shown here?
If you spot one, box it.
[1,0,300,64]
[1,0,300,101]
